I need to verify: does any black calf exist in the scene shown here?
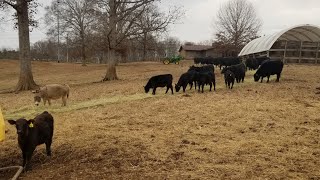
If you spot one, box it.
[145,74,174,95]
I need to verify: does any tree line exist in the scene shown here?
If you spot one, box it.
[0,0,261,92]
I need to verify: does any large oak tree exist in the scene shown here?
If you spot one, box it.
[0,0,39,92]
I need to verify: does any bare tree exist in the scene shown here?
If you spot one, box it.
[96,0,155,81]
[0,0,39,91]
[135,4,183,60]
[96,0,183,81]
[162,36,180,57]
[45,0,98,66]
[214,0,262,53]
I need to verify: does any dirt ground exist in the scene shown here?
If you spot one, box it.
[0,60,319,179]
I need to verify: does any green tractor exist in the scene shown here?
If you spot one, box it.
[162,55,184,65]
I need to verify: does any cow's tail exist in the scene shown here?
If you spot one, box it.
[64,84,70,98]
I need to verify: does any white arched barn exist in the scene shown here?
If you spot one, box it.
[239,24,320,63]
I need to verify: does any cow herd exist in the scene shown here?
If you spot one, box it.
[145,57,284,94]
[6,56,284,172]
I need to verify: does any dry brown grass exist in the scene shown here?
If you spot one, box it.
[0,60,320,179]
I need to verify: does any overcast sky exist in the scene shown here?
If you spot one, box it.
[0,0,320,49]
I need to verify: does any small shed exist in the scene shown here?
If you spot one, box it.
[179,44,221,59]
[239,24,320,63]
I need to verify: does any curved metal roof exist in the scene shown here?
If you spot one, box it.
[239,24,320,56]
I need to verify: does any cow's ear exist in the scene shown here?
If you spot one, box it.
[7,120,16,125]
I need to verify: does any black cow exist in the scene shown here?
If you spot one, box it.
[175,71,195,92]
[245,57,259,70]
[8,111,54,171]
[221,63,246,83]
[256,56,270,66]
[188,64,214,74]
[219,57,241,70]
[254,60,284,83]
[224,70,235,89]
[196,72,216,93]
[145,74,174,95]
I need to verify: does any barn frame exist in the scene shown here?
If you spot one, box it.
[239,24,320,64]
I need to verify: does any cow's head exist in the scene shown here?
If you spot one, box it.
[8,119,35,137]
[175,84,181,92]
[32,90,41,106]
[253,73,260,82]
[144,86,150,93]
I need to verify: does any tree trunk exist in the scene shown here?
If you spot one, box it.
[103,49,118,81]
[142,32,147,61]
[15,1,38,92]
[103,0,118,81]
[80,29,87,66]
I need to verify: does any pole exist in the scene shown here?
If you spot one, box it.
[66,33,69,63]
[57,0,60,62]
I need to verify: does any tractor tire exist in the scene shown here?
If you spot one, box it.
[163,59,170,65]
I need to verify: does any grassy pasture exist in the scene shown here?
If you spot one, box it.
[0,60,320,179]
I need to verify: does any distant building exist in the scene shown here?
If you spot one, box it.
[178,43,222,59]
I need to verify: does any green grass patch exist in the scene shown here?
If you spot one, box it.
[3,93,154,119]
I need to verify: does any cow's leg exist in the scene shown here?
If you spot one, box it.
[260,77,263,83]
[165,86,169,94]
[22,151,26,167]
[267,75,270,83]
[231,81,234,89]
[213,80,216,91]
[198,83,201,92]
[201,84,204,93]
[152,88,156,95]
[45,139,52,156]
[24,150,34,171]
[62,96,67,106]
[183,84,187,92]
[276,73,280,82]
[48,99,52,106]
[189,82,193,90]
[209,83,212,91]
[170,84,174,94]
[194,81,197,90]
[225,79,227,88]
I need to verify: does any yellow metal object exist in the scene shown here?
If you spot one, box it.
[0,107,5,142]
[29,122,34,128]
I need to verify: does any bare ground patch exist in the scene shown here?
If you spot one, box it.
[0,60,320,179]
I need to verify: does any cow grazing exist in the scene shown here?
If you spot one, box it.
[144,74,174,95]
[196,72,216,93]
[221,63,246,83]
[32,84,70,106]
[224,70,235,89]
[175,71,195,92]
[8,111,54,171]
[254,60,284,83]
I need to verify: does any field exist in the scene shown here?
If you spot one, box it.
[0,59,319,179]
